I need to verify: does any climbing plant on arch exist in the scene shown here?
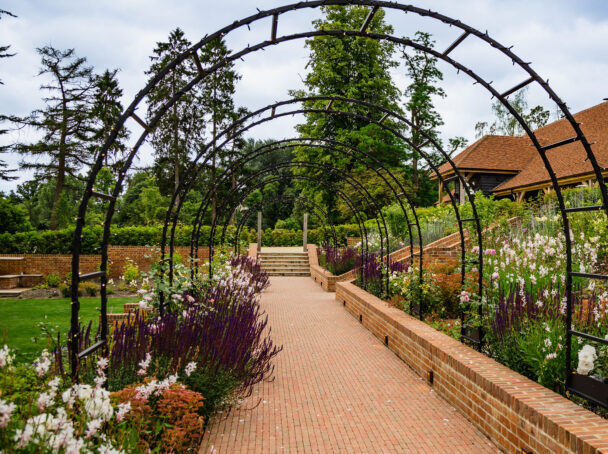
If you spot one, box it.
[70,1,608,407]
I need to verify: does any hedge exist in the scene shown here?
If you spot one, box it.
[0,224,361,254]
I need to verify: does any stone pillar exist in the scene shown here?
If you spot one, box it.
[257,211,262,253]
[303,213,308,252]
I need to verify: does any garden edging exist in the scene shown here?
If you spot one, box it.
[335,280,608,454]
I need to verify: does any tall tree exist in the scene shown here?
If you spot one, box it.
[291,5,403,220]
[198,37,241,220]
[146,28,204,205]
[13,46,95,229]
[474,88,550,138]
[401,32,467,200]
[0,9,17,180]
[90,69,129,169]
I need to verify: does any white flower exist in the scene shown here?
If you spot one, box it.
[577,344,597,375]
[137,353,152,376]
[0,344,14,369]
[116,402,131,422]
[545,353,557,360]
[37,392,54,411]
[544,338,552,348]
[33,349,52,377]
[184,361,197,377]
[0,399,16,428]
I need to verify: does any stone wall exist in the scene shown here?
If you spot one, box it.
[335,281,608,454]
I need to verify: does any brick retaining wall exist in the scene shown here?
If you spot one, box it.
[308,244,357,291]
[0,246,209,279]
[335,281,608,454]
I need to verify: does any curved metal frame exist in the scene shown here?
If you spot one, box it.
[209,161,389,286]
[191,138,425,311]
[68,2,606,408]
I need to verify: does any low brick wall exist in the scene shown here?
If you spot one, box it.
[335,281,608,454]
[308,244,357,292]
[0,246,209,279]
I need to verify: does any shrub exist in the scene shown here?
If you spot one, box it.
[44,273,61,288]
[111,381,205,452]
[82,282,99,297]
[123,258,140,284]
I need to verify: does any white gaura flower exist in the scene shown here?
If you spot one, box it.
[184,361,197,377]
[0,399,16,428]
[0,344,14,369]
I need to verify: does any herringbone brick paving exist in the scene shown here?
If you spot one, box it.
[199,277,500,453]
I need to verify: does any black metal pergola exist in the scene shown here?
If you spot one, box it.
[69,1,608,408]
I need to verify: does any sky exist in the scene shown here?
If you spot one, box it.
[1,0,607,192]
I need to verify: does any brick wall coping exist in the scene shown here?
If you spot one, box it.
[336,281,608,454]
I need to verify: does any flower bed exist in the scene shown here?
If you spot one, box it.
[0,252,279,452]
[384,211,608,416]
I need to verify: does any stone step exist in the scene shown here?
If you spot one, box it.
[261,260,309,265]
[262,267,310,273]
[0,287,31,297]
[262,266,310,271]
[260,255,308,259]
[267,271,310,276]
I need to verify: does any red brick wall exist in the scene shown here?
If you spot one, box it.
[336,281,608,454]
[0,246,209,279]
[308,244,357,292]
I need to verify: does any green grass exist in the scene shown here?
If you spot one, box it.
[0,297,137,362]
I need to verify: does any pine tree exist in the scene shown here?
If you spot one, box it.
[90,69,129,169]
[145,28,204,205]
[198,37,241,220]
[13,46,95,229]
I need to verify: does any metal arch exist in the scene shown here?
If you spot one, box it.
[188,139,424,315]
[207,160,390,289]
[68,4,602,397]
[183,136,422,281]
[231,194,338,253]
[207,172,371,286]
[170,101,466,318]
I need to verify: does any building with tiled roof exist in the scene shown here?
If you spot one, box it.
[431,101,608,203]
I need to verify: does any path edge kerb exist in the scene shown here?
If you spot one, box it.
[336,281,608,454]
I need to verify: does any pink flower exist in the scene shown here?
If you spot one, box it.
[471,246,479,254]
[138,300,148,310]
[491,272,499,281]
[522,228,527,233]
[484,249,496,256]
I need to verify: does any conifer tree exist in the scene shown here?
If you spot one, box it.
[13,46,95,229]
[145,28,204,205]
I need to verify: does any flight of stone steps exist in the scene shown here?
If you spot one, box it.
[259,251,310,276]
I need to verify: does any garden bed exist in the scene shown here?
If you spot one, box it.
[336,280,608,454]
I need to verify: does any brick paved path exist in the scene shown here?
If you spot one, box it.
[200,277,499,454]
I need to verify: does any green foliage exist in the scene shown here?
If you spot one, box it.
[475,88,551,138]
[0,196,32,233]
[123,258,140,284]
[44,273,60,288]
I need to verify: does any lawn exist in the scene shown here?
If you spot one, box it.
[0,297,137,362]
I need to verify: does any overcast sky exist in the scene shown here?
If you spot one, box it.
[1,0,607,192]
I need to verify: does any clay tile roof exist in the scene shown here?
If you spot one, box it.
[432,135,534,180]
[492,101,608,193]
